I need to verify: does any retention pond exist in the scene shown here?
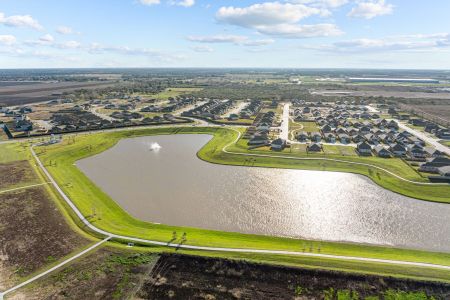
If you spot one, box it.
[77,134,450,252]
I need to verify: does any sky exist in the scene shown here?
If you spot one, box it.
[0,0,449,69]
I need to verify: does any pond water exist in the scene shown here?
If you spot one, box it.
[77,134,450,252]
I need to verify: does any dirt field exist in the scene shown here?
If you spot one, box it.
[408,104,450,124]
[138,254,450,299]
[0,186,89,290]
[10,249,158,300]
[0,81,115,105]
[312,89,450,100]
[0,161,39,190]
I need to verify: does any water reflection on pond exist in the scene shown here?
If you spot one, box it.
[77,134,450,252]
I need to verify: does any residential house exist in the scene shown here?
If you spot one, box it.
[438,166,450,177]
[389,143,407,157]
[324,133,336,143]
[338,134,351,144]
[352,134,366,143]
[357,141,372,155]
[419,157,450,173]
[359,126,371,135]
[335,127,347,135]
[387,120,399,130]
[424,147,444,157]
[310,132,322,142]
[408,144,426,158]
[307,143,322,152]
[297,132,309,142]
[321,124,332,133]
[373,146,391,158]
[271,138,286,150]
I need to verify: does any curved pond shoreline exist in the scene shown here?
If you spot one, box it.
[77,134,450,253]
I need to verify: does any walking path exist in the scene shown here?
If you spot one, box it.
[224,129,447,186]
[23,138,450,283]
[0,182,51,194]
[0,237,111,299]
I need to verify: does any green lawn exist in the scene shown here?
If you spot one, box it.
[228,132,448,202]
[29,126,450,282]
[0,142,30,163]
[289,119,319,140]
[439,140,450,147]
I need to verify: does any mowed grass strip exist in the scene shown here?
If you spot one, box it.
[33,126,450,281]
[227,132,450,202]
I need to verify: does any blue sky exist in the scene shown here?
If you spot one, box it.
[0,0,449,69]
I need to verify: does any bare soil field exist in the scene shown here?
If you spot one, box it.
[138,254,450,299]
[0,161,39,190]
[10,249,158,300]
[0,81,116,105]
[312,89,450,99]
[408,104,450,123]
[0,186,89,290]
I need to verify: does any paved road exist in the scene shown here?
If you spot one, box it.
[0,237,111,298]
[25,132,450,279]
[279,103,290,140]
[396,121,450,156]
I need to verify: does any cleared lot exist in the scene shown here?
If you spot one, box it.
[0,81,116,105]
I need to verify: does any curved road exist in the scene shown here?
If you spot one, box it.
[28,139,450,272]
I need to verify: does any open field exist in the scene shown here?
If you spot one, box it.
[11,247,159,300]
[27,126,450,282]
[0,81,116,105]
[137,87,203,100]
[408,104,450,124]
[289,119,319,139]
[311,89,450,100]
[139,253,450,299]
[0,157,91,291]
[0,160,41,190]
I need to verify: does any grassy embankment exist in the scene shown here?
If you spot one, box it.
[227,130,449,203]
[30,127,450,282]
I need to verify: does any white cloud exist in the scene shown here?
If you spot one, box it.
[88,43,186,62]
[191,45,213,52]
[288,0,349,9]
[303,33,450,52]
[140,0,195,7]
[39,34,54,43]
[256,23,342,38]
[169,0,195,7]
[56,40,82,49]
[0,12,43,30]
[56,26,75,35]
[187,35,277,47]
[348,0,393,19]
[243,39,275,46]
[0,34,16,45]
[187,35,248,44]
[139,0,161,5]
[216,2,324,28]
[215,2,342,39]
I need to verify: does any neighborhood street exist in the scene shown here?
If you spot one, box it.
[279,103,290,140]
[397,121,450,156]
